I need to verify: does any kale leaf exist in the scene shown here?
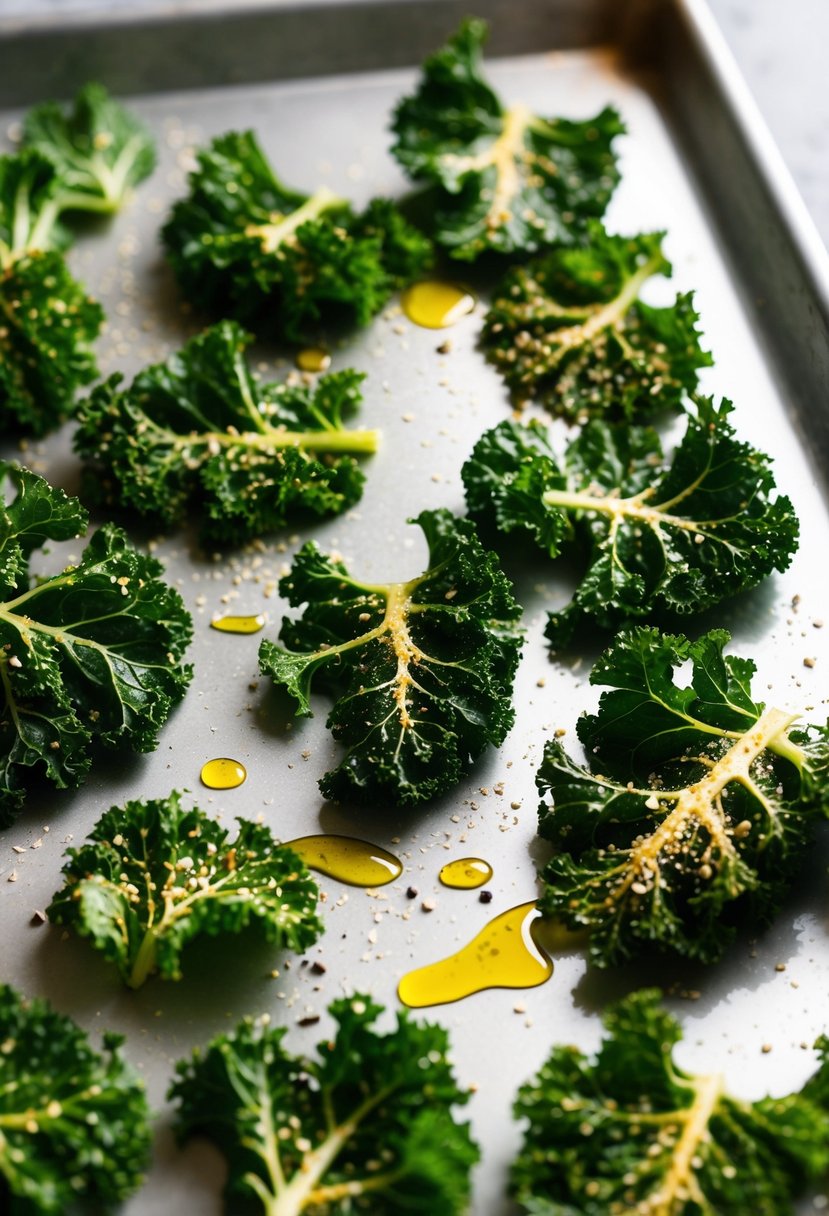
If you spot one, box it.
[75,321,378,544]
[0,463,192,827]
[1,86,154,434]
[0,251,103,436]
[462,399,798,648]
[391,19,623,260]
[481,224,711,416]
[259,509,523,806]
[23,81,156,214]
[512,988,829,1214]
[48,791,322,988]
[170,994,478,1215]
[535,627,829,966]
[162,130,432,343]
[0,982,151,1215]
[0,152,103,435]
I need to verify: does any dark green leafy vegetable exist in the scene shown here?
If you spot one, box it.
[48,791,322,988]
[513,988,829,1214]
[0,251,103,436]
[75,321,378,543]
[0,463,192,828]
[0,982,151,1215]
[0,152,103,435]
[1,86,154,434]
[170,993,478,1215]
[23,81,156,214]
[461,399,798,648]
[536,627,829,966]
[482,224,711,416]
[259,509,523,806]
[391,19,623,260]
[162,130,432,343]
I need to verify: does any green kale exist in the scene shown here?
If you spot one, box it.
[512,988,829,1214]
[170,994,478,1215]
[259,509,523,806]
[0,150,72,263]
[481,224,711,416]
[0,982,151,1215]
[0,463,192,828]
[0,153,103,435]
[390,19,623,260]
[48,791,322,989]
[461,399,798,648]
[535,627,829,967]
[1,86,154,434]
[162,130,432,343]
[0,251,103,436]
[23,81,156,214]
[75,321,378,544]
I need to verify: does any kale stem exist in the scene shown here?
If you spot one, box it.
[246,186,345,254]
[127,929,158,989]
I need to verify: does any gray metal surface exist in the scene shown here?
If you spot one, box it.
[1,2,828,1213]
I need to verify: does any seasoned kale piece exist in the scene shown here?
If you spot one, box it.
[535,627,829,966]
[259,509,523,806]
[170,994,478,1215]
[1,86,154,434]
[513,988,829,1214]
[0,152,103,435]
[0,250,102,436]
[48,792,322,988]
[22,81,156,213]
[461,400,798,648]
[482,225,711,416]
[0,982,151,1215]
[162,130,432,343]
[391,19,623,260]
[75,321,378,544]
[0,463,192,827]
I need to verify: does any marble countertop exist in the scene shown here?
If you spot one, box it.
[707,0,828,245]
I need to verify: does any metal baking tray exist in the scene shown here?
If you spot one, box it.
[2,1,829,1212]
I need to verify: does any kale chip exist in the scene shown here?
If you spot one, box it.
[391,19,623,259]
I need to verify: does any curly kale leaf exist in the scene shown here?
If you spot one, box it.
[462,400,798,647]
[259,509,523,807]
[170,994,478,1216]
[0,88,153,435]
[0,150,73,263]
[48,791,322,988]
[75,321,377,544]
[390,19,623,260]
[162,130,432,343]
[0,982,151,1215]
[482,224,711,416]
[0,463,192,827]
[512,988,829,1214]
[0,251,103,436]
[535,627,829,966]
[22,82,155,214]
[0,153,104,435]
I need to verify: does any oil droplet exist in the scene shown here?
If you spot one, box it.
[397,901,552,1008]
[296,347,332,373]
[200,757,247,790]
[438,857,493,890]
[210,614,266,635]
[286,834,402,887]
[401,281,476,329]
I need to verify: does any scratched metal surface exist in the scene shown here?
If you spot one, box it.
[1,3,828,1213]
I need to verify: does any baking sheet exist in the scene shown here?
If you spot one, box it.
[1,3,829,1212]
